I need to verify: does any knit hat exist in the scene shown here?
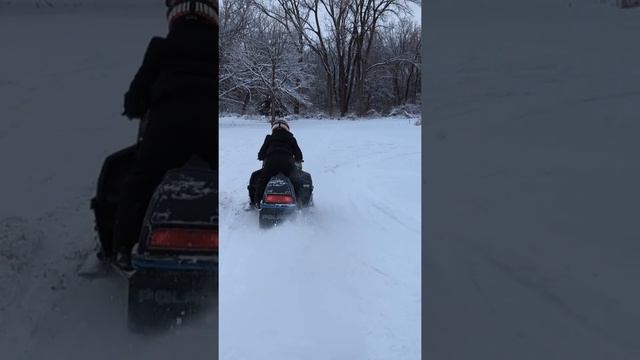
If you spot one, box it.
[166,0,218,27]
[271,119,290,132]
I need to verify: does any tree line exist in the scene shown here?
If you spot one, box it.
[220,0,421,119]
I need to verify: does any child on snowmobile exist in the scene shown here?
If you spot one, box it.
[111,0,218,269]
[253,119,304,208]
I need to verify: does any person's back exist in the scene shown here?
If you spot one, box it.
[124,6,218,166]
[258,129,303,162]
[253,119,304,207]
[112,0,218,268]
[149,21,217,111]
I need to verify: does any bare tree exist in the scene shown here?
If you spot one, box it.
[220,0,421,117]
[279,0,415,115]
[221,11,312,120]
[252,0,311,114]
[371,18,421,108]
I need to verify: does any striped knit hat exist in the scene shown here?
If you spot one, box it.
[166,0,218,27]
[271,119,290,132]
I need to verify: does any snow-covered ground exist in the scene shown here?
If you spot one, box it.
[0,5,216,360]
[219,116,421,360]
[424,1,640,359]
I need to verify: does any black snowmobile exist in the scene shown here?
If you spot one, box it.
[248,162,314,227]
[87,121,218,332]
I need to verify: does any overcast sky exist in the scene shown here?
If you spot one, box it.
[219,0,422,25]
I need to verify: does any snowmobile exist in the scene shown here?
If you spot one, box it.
[86,120,218,333]
[248,162,314,228]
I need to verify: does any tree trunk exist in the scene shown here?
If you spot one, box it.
[270,62,277,122]
[326,72,334,116]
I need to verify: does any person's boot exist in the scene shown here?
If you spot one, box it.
[254,189,264,210]
[97,249,116,262]
[115,252,133,271]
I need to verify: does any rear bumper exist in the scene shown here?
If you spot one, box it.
[259,203,298,217]
[260,203,297,210]
[132,253,218,272]
[259,204,297,220]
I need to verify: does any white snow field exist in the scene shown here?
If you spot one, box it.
[424,0,640,359]
[0,4,216,360]
[219,116,421,360]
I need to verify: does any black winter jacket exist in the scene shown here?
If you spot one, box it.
[123,20,218,119]
[258,129,303,162]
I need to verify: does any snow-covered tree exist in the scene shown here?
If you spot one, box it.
[220,0,421,117]
[220,11,313,120]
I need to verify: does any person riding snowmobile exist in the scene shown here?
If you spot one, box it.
[110,0,218,269]
[253,119,304,208]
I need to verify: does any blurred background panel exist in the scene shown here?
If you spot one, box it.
[424,0,640,359]
[0,2,217,359]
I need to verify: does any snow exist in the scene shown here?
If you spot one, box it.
[219,116,422,360]
[424,1,640,359]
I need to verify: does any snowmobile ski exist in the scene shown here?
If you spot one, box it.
[77,251,135,279]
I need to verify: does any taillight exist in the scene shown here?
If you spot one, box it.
[149,228,218,251]
[264,194,294,204]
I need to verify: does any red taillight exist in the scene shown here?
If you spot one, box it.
[264,194,294,204]
[149,228,218,251]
